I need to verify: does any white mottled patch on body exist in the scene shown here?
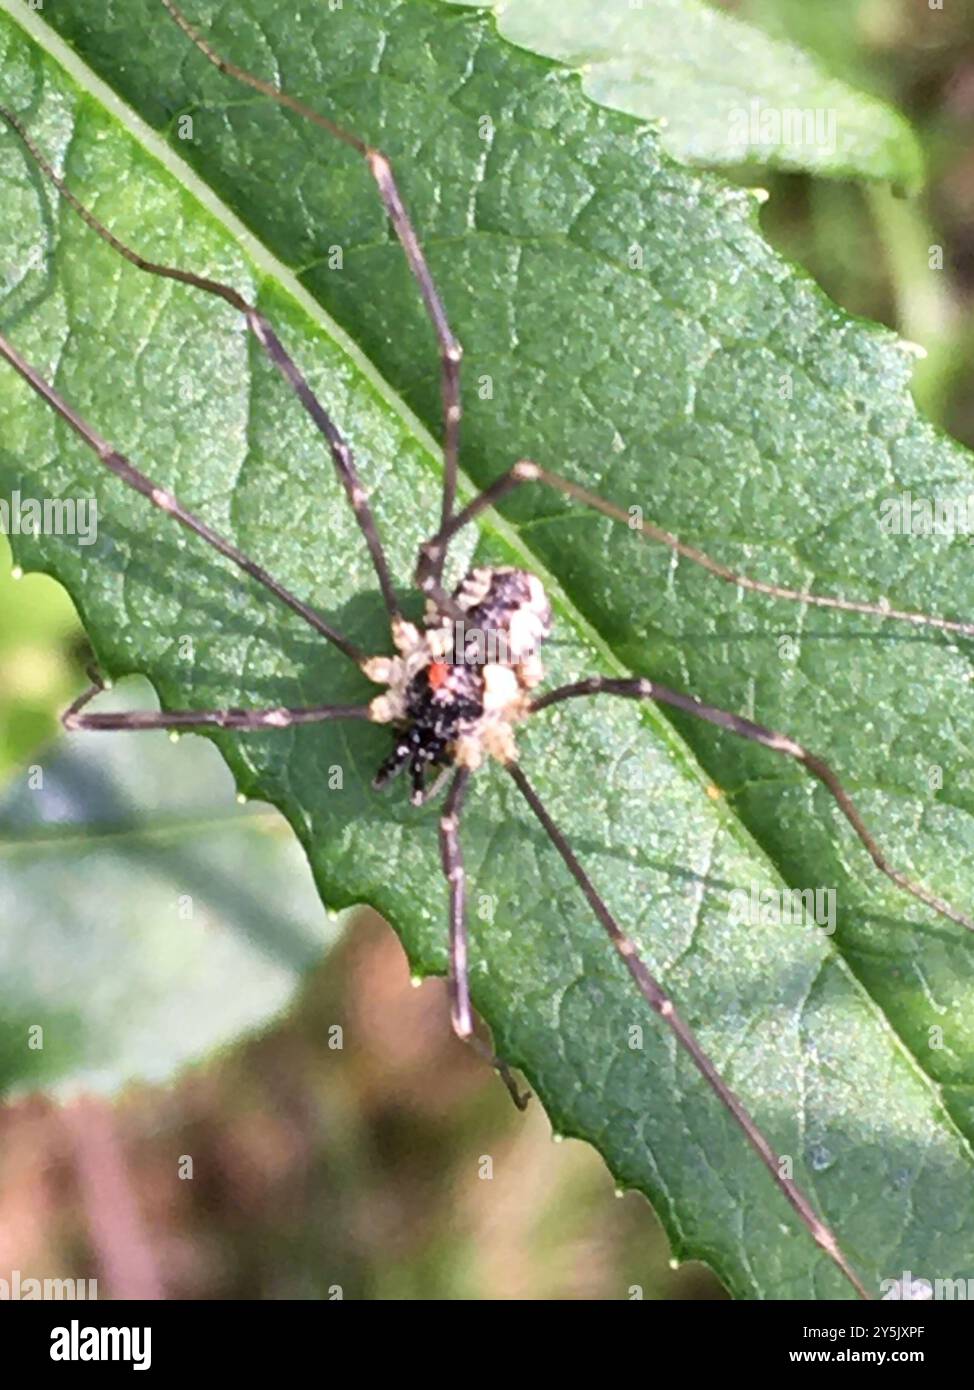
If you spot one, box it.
[481,663,520,713]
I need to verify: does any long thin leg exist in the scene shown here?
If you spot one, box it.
[438,767,531,1109]
[506,760,870,1300]
[0,105,401,625]
[62,674,374,733]
[440,768,474,1038]
[160,0,463,575]
[416,460,974,641]
[532,676,974,933]
[0,328,366,665]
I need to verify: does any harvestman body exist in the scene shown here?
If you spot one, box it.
[2,0,973,1301]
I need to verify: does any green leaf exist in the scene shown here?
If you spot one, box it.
[0,538,81,777]
[439,0,924,188]
[1,0,973,1301]
[0,681,341,1097]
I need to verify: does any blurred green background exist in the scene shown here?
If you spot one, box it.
[2,0,973,1299]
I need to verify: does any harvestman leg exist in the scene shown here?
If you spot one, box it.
[532,677,974,932]
[439,768,531,1109]
[506,761,870,1300]
[160,0,465,573]
[62,671,373,734]
[0,327,369,666]
[439,769,474,1039]
[0,106,401,626]
[0,332,383,731]
[416,459,974,641]
[0,118,394,719]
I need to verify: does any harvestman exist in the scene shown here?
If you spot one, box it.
[2,0,972,1301]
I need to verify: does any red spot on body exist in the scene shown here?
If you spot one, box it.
[428,661,449,690]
